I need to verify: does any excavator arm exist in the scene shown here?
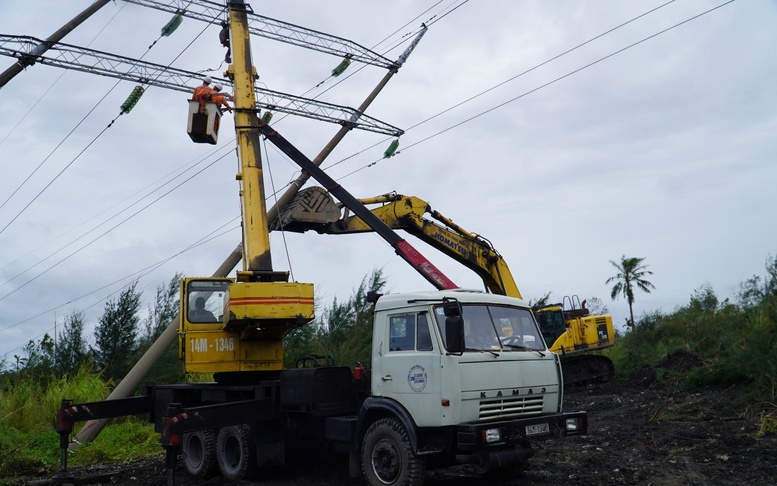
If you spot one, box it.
[272,189,521,298]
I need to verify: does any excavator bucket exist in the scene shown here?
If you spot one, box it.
[271,186,341,232]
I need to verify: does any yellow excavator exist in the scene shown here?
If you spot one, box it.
[273,189,615,385]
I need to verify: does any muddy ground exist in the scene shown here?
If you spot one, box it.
[15,359,777,485]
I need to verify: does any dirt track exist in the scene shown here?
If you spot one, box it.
[17,364,777,486]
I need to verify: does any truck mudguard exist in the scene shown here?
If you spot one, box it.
[348,397,420,477]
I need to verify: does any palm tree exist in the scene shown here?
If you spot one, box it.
[606,256,655,332]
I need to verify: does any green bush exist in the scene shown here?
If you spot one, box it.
[0,365,110,433]
[0,365,158,478]
[611,283,777,402]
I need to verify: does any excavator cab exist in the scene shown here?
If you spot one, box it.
[534,305,567,348]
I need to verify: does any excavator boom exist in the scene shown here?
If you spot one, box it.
[273,190,520,298]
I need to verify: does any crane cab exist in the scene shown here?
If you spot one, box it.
[187,99,222,144]
[178,277,314,375]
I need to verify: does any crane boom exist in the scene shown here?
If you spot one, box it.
[0,35,403,136]
[121,0,398,69]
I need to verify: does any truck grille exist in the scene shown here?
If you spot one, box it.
[479,395,544,421]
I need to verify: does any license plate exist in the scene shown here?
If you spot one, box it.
[525,422,550,436]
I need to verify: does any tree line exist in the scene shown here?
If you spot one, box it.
[4,253,776,403]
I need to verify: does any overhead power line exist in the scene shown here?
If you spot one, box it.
[120,0,397,69]
[330,0,735,180]
[0,35,403,137]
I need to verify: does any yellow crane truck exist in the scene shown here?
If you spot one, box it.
[53,2,588,485]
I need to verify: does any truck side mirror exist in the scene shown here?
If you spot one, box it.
[442,298,461,317]
[445,316,464,354]
[443,299,464,354]
[367,291,382,304]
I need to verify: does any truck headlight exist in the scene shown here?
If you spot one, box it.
[565,418,580,431]
[483,428,502,443]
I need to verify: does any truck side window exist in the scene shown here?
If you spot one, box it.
[416,313,433,351]
[389,314,432,352]
[389,315,415,351]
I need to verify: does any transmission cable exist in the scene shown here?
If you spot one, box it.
[398,1,734,155]
[0,5,229,295]
[0,150,232,304]
[0,141,233,290]
[0,215,239,340]
[261,136,296,280]
[0,220,240,359]
[0,2,128,151]
[0,138,233,274]
[326,0,731,180]
[0,2,221,237]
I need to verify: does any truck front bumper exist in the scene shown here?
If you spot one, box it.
[454,411,587,470]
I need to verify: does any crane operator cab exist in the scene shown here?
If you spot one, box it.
[187,99,222,144]
[179,277,314,376]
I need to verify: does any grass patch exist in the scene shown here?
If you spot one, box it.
[757,413,777,437]
[0,366,159,479]
[0,419,160,479]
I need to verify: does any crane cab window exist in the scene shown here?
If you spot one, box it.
[389,313,433,352]
[187,280,229,323]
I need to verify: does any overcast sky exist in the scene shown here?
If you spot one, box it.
[1,0,775,365]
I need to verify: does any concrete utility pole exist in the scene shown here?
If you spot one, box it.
[0,0,111,88]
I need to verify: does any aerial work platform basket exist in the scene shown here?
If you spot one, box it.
[187,99,222,144]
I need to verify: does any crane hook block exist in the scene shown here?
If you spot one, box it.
[383,139,400,158]
[161,14,183,37]
[120,86,145,114]
[331,58,351,77]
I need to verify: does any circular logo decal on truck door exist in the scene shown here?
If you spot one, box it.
[407,365,428,392]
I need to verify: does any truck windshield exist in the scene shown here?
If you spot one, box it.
[434,304,545,352]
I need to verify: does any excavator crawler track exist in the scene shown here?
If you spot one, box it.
[561,355,615,387]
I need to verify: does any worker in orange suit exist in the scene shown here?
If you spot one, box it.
[192,76,214,112]
[211,83,233,112]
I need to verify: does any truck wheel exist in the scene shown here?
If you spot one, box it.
[182,429,217,478]
[361,418,426,486]
[216,425,257,480]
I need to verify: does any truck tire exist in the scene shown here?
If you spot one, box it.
[216,425,257,480]
[182,429,217,478]
[361,418,426,486]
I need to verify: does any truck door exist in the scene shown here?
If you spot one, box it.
[374,311,442,427]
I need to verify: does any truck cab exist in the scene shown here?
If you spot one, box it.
[355,289,586,482]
